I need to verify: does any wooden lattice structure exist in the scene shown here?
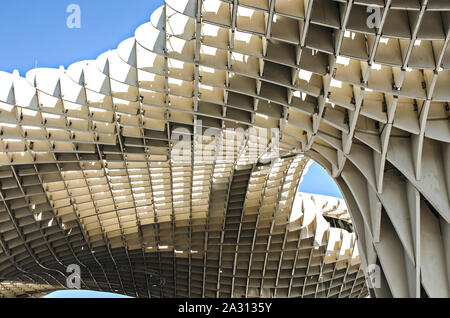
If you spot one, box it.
[0,0,449,298]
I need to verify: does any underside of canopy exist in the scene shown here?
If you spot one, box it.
[0,0,449,298]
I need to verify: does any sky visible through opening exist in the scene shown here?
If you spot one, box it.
[1,0,343,298]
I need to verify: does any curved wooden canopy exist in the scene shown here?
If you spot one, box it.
[0,0,449,298]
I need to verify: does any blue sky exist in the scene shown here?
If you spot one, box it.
[0,0,164,74]
[299,163,343,198]
[0,0,342,298]
[44,290,132,299]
